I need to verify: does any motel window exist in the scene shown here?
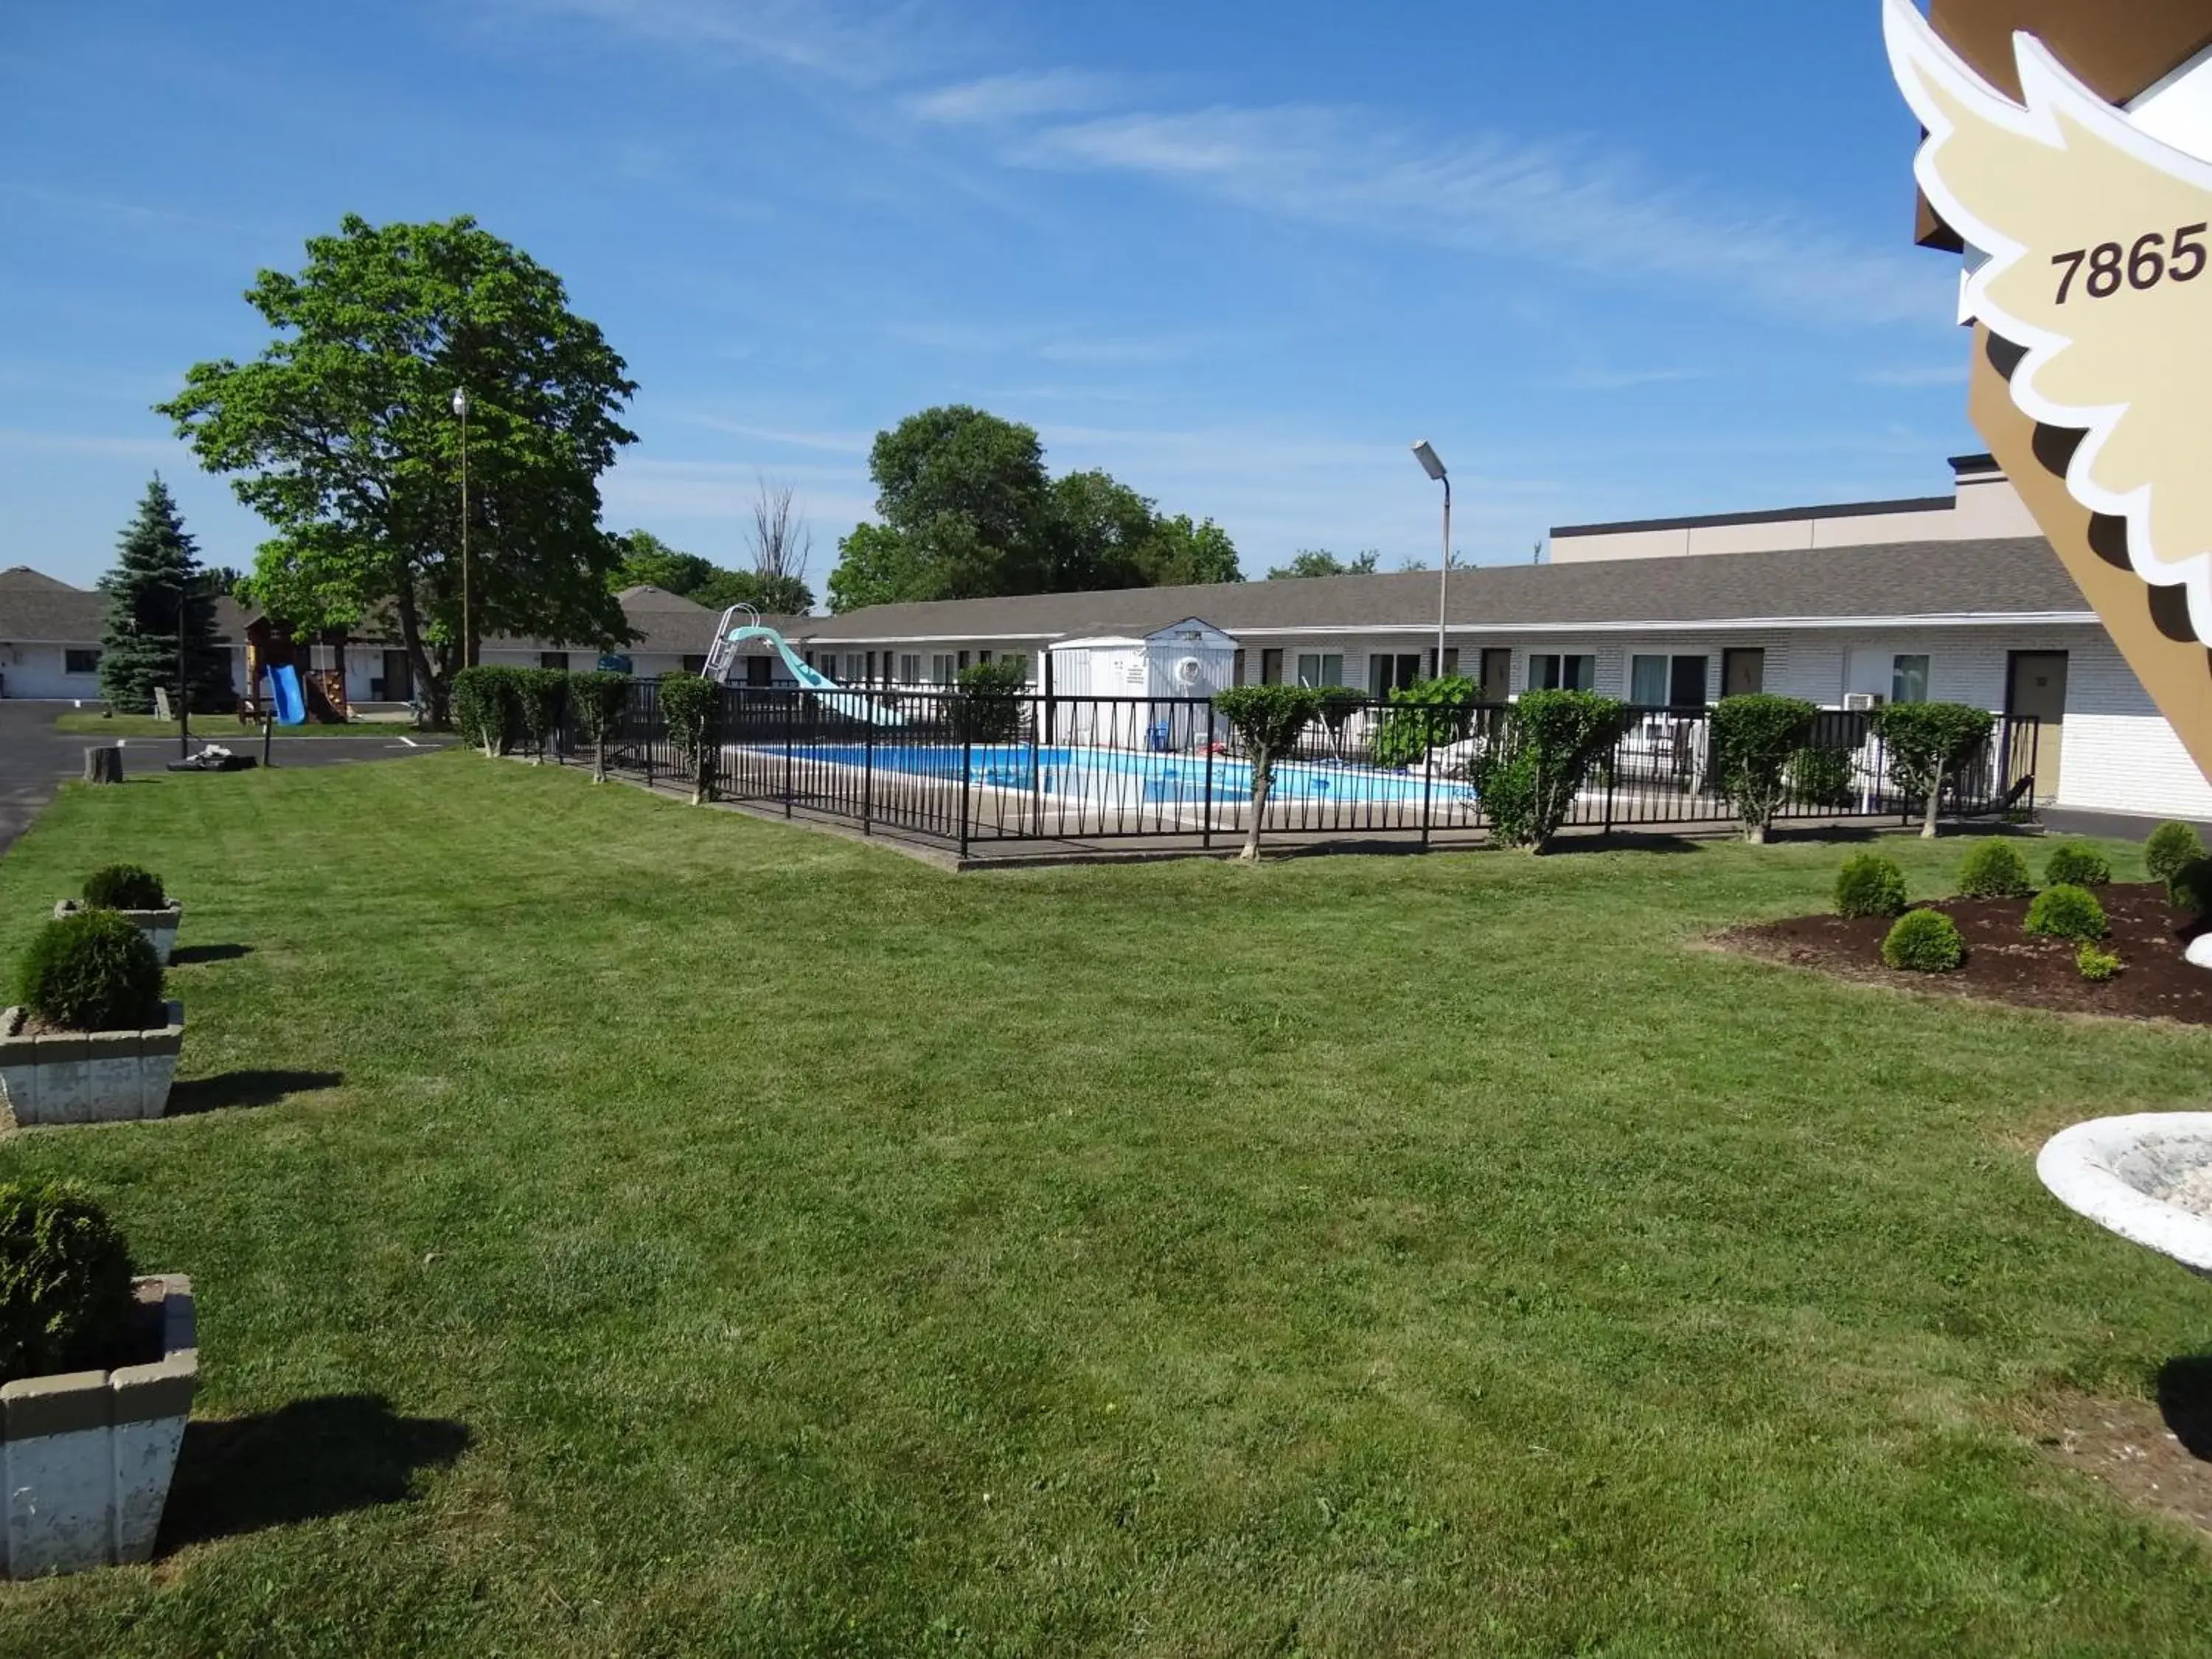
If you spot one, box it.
[681,654,707,673]
[1668,655,1709,708]
[63,648,101,675]
[957,650,971,671]
[1891,655,1930,705]
[931,653,956,685]
[540,651,569,671]
[1368,653,1422,697]
[1295,652,1345,688]
[1528,653,1596,692]
[745,656,773,687]
[900,653,922,684]
[1232,649,1247,686]
[1630,654,1668,706]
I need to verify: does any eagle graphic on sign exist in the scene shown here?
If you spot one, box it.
[1886,0,2212,644]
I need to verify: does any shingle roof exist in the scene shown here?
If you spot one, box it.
[499,587,810,656]
[792,536,2093,644]
[0,569,248,645]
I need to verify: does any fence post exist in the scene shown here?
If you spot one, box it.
[1602,728,1618,837]
[1202,698,1216,850]
[1029,695,1043,839]
[959,717,973,860]
[1419,709,1436,850]
[782,690,796,818]
[863,699,876,835]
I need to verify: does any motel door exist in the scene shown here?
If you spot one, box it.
[381,650,413,704]
[1722,648,1764,696]
[2005,652,2068,802]
[1478,648,1512,703]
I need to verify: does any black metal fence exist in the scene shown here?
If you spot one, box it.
[558,685,2040,857]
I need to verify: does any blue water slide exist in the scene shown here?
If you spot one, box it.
[715,622,905,726]
[263,664,307,726]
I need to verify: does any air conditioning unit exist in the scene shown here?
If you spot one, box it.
[1843,692,1884,712]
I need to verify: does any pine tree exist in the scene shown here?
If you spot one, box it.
[97,478,235,715]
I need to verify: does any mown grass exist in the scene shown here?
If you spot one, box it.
[1,754,2208,1655]
[54,712,408,738]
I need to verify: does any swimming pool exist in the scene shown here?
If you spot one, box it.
[765,741,1454,807]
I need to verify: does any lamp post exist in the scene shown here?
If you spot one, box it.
[453,387,472,671]
[1411,440,1450,675]
[173,575,189,761]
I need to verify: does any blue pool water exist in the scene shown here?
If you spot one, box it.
[770,742,1447,806]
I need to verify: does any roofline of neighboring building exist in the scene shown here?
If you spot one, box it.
[798,611,2101,647]
[1548,494,1957,540]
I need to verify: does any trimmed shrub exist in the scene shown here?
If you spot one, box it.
[953,659,1029,744]
[82,864,166,912]
[2145,821,2205,884]
[1787,744,1856,810]
[657,672,722,805]
[16,909,164,1032]
[515,668,569,762]
[1475,690,1630,852]
[1869,702,1996,838]
[451,665,521,757]
[2169,856,2212,916]
[2076,944,2122,982]
[2042,840,2112,888]
[568,669,633,783]
[1314,685,1368,761]
[1956,839,2032,900]
[2025,883,2108,943]
[1882,908,1966,973]
[1217,685,1324,862]
[1711,693,1819,843]
[1834,852,1907,919]
[0,1181,136,1385]
[1371,675,1481,770]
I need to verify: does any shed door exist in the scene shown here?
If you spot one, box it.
[2005,651,2068,800]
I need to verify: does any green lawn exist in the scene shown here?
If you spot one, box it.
[1,755,2208,1655]
[53,712,411,739]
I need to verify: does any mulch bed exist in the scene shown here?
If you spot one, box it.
[1719,882,2212,1024]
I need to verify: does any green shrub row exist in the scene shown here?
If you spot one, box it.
[451,665,577,759]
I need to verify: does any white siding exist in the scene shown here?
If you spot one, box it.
[0,644,107,700]
[2056,634,2212,818]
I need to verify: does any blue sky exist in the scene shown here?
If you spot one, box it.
[1,1,1975,595]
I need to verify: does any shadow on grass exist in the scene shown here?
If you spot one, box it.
[1545,832,1705,856]
[159,1394,471,1554]
[2156,1355,2212,1460]
[170,943,253,965]
[167,1069,343,1116]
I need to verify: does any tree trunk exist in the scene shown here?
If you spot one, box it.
[1239,760,1272,862]
[83,746,124,785]
[1921,773,1942,839]
[594,736,607,783]
[1745,822,1767,845]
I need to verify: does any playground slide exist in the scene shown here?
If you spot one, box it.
[264,664,307,726]
[716,622,905,726]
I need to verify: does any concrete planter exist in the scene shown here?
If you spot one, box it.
[0,1003,184,1126]
[2037,1113,2212,1276]
[1,1275,195,1576]
[53,899,182,966]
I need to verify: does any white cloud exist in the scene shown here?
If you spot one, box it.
[907,69,1124,127]
[493,0,949,86]
[1013,105,1947,327]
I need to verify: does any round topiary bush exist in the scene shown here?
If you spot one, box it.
[1957,839,2033,900]
[0,1180,136,1385]
[82,864,166,912]
[2024,883,2108,944]
[2146,821,2207,884]
[15,909,164,1032]
[1835,852,1908,919]
[2042,840,2112,888]
[1882,908,1966,973]
[2170,856,2212,916]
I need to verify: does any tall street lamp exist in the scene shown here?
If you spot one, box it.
[453,387,472,671]
[1411,440,1450,676]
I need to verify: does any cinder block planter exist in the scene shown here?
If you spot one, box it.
[53,899,181,966]
[1,1276,196,1577]
[0,1003,184,1126]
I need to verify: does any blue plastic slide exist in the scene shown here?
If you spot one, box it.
[264,664,307,726]
[710,619,905,726]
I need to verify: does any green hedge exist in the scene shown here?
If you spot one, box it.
[2025,883,2107,943]
[1882,909,1965,973]
[0,1181,136,1385]
[2145,821,2205,884]
[1216,685,1323,861]
[1835,852,1907,919]
[1957,839,2032,900]
[2042,840,2112,888]
[515,668,569,762]
[1475,691,1628,852]
[1869,702,1994,838]
[1711,694,1818,843]
[658,672,721,804]
[82,864,166,912]
[16,909,165,1033]
[954,659,1029,744]
[451,665,523,757]
[1787,744,1856,810]
[1371,675,1480,770]
[568,670,634,782]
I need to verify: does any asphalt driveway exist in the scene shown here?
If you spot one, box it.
[0,703,448,860]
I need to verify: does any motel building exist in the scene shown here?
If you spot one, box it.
[790,454,2212,824]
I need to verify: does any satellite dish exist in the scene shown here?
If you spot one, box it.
[1172,655,1203,686]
